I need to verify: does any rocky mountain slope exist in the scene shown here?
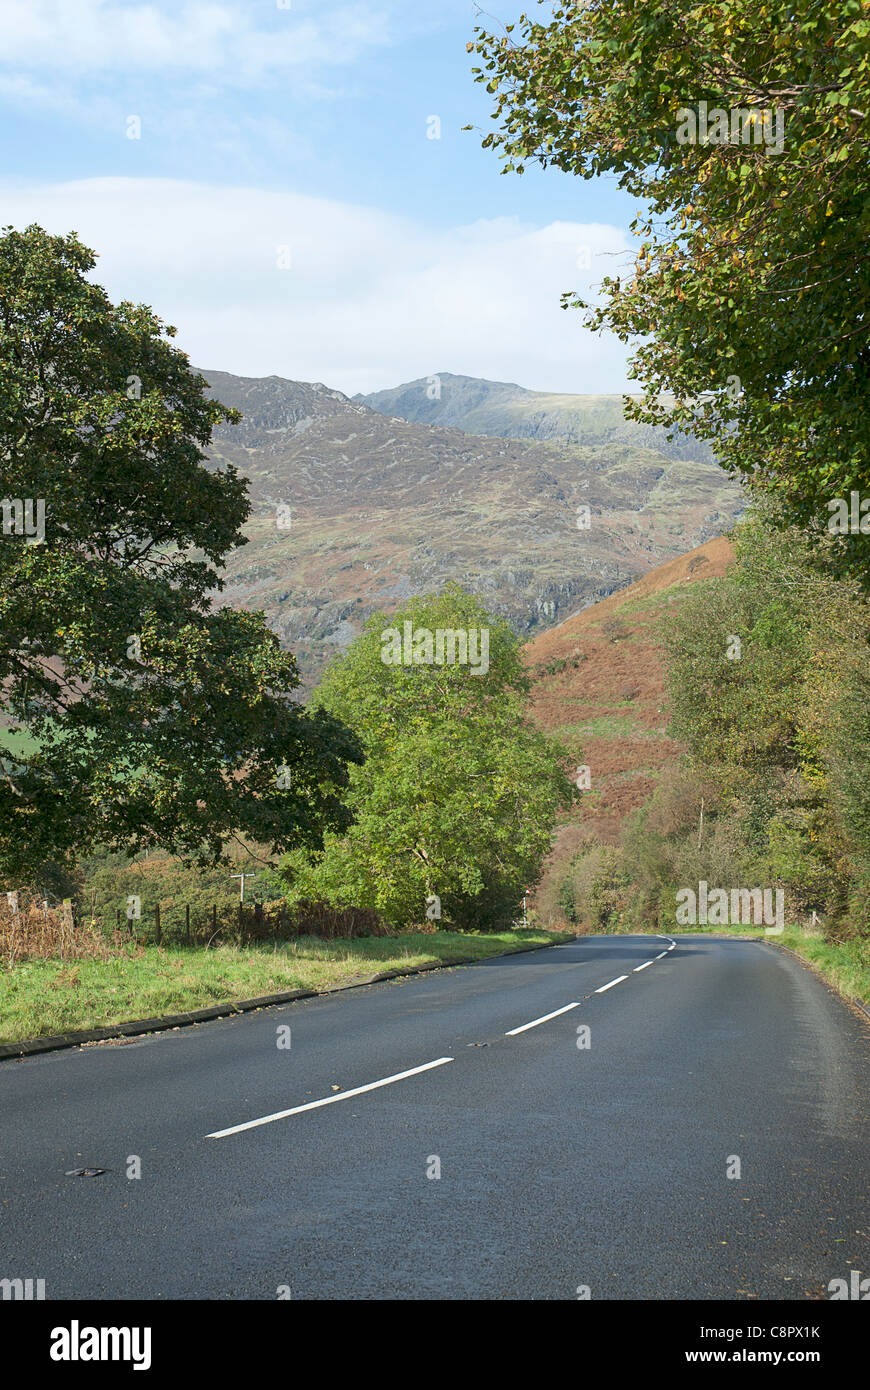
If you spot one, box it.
[199,368,743,687]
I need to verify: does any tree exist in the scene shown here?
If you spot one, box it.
[281,584,574,929]
[662,508,869,917]
[0,225,361,882]
[468,1,870,579]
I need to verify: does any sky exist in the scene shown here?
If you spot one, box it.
[0,0,639,395]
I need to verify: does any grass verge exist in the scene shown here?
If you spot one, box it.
[0,929,570,1045]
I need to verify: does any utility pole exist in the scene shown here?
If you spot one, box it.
[230,871,257,904]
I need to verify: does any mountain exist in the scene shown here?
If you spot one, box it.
[356,372,714,462]
[197,368,744,688]
[523,535,736,924]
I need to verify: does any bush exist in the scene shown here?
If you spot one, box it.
[558,841,631,933]
[288,900,389,939]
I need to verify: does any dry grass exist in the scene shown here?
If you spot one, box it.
[0,892,125,966]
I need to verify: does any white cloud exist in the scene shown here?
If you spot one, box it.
[0,1,391,82]
[0,177,634,394]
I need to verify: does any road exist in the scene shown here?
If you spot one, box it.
[1,934,868,1300]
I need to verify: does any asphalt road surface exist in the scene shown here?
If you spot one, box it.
[1,934,868,1300]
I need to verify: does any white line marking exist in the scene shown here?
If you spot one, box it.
[206,1057,454,1138]
[595,975,628,993]
[505,1001,581,1035]
[655,952,667,960]
[633,960,654,972]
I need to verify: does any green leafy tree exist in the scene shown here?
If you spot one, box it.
[558,873,577,924]
[662,510,869,916]
[468,1,870,577]
[282,584,574,930]
[558,841,630,933]
[0,225,361,882]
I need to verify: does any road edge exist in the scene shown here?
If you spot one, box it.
[763,938,870,1024]
[0,936,569,1062]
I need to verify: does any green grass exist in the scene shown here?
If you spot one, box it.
[601,766,667,785]
[0,929,571,1045]
[557,715,667,740]
[557,715,637,738]
[0,727,41,759]
[612,589,695,619]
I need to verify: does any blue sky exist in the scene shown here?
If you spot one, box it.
[0,0,637,394]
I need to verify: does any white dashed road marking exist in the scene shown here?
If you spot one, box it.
[505,1001,581,1036]
[207,1057,454,1138]
[595,975,629,993]
[208,939,680,1139]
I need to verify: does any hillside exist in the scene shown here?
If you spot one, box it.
[356,372,714,462]
[199,369,743,687]
[523,536,735,924]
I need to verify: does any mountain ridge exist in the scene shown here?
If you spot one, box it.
[356,371,714,462]
[195,367,742,688]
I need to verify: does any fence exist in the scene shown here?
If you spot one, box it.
[2,890,387,960]
[113,898,387,944]
[114,900,293,946]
